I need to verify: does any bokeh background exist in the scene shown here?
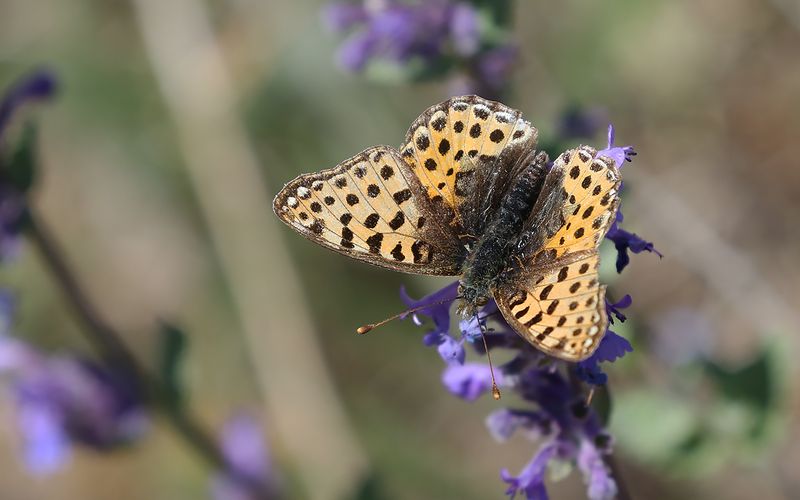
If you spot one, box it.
[1,0,799,499]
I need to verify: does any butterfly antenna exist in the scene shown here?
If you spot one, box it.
[356,296,459,335]
[477,314,502,400]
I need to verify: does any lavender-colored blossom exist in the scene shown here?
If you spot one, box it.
[0,188,25,261]
[597,125,636,168]
[442,362,506,401]
[323,1,518,95]
[0,70,56,262]
[211,413,275,500]
[576,332,633,385]
[0,314,147,475]
[449,3,480,56]
[327,1,453,72]
[501,442,555,500]
[605,218,662,273]
[557,107,608,141]
[475,44,518,93]
[0,69,57,141]
[577,439,618,500]
[650,307,715,365]
[606,295,632,325]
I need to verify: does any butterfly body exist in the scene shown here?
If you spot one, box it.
[274,96,621,361]
[457,151,550,315]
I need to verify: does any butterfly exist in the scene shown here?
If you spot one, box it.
[273,96,620,362]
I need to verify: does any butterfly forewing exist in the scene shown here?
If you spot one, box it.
[399,96,537,231]
[495,251,608,361]
[533,146,621,261]
[274,146,465,275]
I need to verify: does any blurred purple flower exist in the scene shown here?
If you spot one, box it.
[325,1,453,72]
[557,107,608,141]
[501,442,554,500]
[0,69,57,142]
[650,307,715,365]
[449,3,480,56]
[212,413,276,500]
[323,1,518,95]
[0,187,25,262]
[0,302,147,475]
[475,45,518,93]
[577,439,618,500]
[0,70,56,263]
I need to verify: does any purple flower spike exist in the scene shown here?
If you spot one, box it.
[501,442,556,500]
[0,69,57,142]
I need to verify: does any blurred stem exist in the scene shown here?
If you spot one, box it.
[604,453,632,500]
[131,1,369,498]
[24,208,275,500]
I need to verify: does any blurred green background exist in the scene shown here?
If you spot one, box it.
[1,0,799,498]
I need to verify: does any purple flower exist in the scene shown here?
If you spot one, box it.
[576,332,633,385]
[557,107,608,141]
[597,125,636,168]
[650,307,715,365]
[0,70,56,262]
[328,1,454,72]
[486,408,550,442]
[0,321,147,474]
[442,362,507,401]
[606,295,632,324]
[605,220,662,273]
[323,1,518,93]
[0,188,25,261]
[475,44,518,92]
[211,413,275,500]
[0,69,57,142]
[501,442,555,500]
[577,439,618,500]
[449,3,480,56]
[322,3,368,32]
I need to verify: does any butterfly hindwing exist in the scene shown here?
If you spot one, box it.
[274,146,465,275]
[495,251,607,361]
[399,96,537,235]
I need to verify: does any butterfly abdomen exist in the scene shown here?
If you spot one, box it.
[460,155,549,308]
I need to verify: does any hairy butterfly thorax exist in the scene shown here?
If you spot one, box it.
[457,150,550,316]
